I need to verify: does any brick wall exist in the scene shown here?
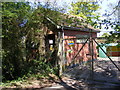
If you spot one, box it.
[64,30,98,65]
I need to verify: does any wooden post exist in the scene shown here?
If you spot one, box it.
[89,29,94,80]
[57,31,64,76]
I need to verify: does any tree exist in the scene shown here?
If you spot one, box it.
[97,0,120,45]
[2,2,32,80]
[1,1,66,81]
[69,2,100,27]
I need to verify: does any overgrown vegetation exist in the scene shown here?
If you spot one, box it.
[1,2,60,83]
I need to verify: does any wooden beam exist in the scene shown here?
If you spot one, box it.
[57,31,64,76]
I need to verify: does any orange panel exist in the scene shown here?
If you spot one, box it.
[107,51,120,56]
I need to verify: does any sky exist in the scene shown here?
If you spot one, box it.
[25,0,119,37]
[97,0,119,37]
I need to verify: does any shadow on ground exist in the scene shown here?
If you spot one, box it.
[1,60,120,90]
[62,60,120,90]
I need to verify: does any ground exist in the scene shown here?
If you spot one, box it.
[1,57,120,90]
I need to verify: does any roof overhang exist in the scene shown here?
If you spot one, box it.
[45,16,100,33]
[57,26,100,33]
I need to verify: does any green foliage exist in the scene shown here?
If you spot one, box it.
[97,19,120,45]
[2,2,32,81]
[69,2,100,26]
[101,33,110,37]
[25,59,58,75]
[2,1,61,82]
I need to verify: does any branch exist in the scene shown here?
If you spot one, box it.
[104,0,120,17]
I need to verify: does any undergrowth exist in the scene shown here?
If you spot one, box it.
[1,58,59,87]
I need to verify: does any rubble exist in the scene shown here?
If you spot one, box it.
[63,57,120,89]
